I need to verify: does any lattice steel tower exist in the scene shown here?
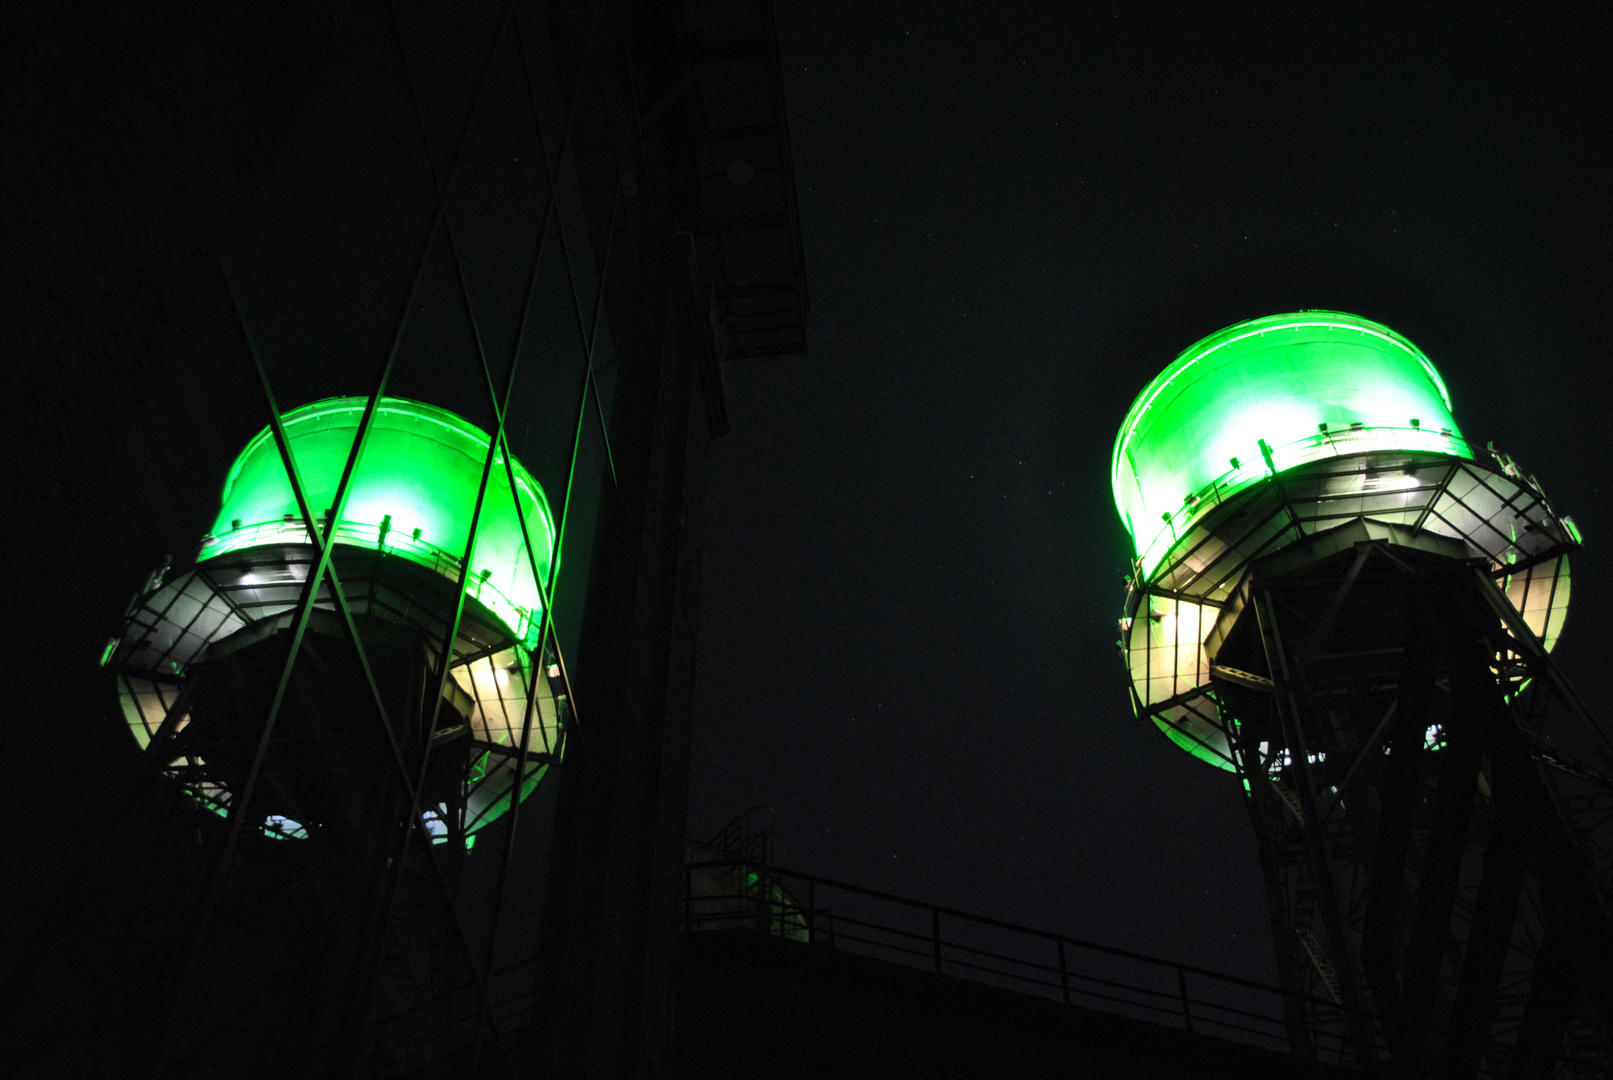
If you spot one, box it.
[112,397,564,848]
[104,394,569,1073]
[3,0,809,1075]
[1114,312,1612,1076]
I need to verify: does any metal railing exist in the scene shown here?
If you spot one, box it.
[1131,421,1487,577]
[683,858,1366,1065]
[359,857,1372,1071]
[365,953,540,1071]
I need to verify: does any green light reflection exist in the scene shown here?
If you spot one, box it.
[1112,312,1470,575]
[200,397,557,644]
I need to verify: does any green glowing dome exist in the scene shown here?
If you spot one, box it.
[200,397,556,644]
[1112,312,1472,575]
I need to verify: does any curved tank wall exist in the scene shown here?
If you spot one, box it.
[199,396,557,645]
[1112,312,1472,576]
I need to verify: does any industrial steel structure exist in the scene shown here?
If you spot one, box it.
[5,1,808,1076]
[102,392,569,1072]
[110,396,565,847]
[1116,312,1612,1076]
[24,2,1613,1077]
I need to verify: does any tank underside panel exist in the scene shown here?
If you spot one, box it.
[1121,449,1577,771]
[108,544,564,838]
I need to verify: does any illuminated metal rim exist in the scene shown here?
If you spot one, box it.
[105,398,566,839]
[202,396,557,648]
[1112,312,1469,578]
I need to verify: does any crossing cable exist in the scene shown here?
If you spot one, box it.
[386,1,610,1072]
[149,13,511,1074]
[222,263,521,1077]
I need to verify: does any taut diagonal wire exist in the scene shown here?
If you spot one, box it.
[477,7,639,1069]
[387,4,614,1071]
[222,263,519,1075]
[512,10,626,559]
[513,15,622,491]
[322,6,550,1074]
[150,17,511,1074]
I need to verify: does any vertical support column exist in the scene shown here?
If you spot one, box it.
[529,254,713,1080]
[1255,590,1378,1069]
[1229,713,1318,1059]
[1360,584,1437,1052]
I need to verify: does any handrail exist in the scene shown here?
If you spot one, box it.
[682,857,1372,1064]
[1131,422,1490,577]
[685,858,1343,1006]
[361,857,1375,1067]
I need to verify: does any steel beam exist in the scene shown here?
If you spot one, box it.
[1255,589,1377,1066]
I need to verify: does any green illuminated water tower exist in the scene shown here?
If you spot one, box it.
[1113,313,1611,1075]
[107,396,565,845]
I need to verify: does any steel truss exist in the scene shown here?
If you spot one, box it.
[1120,439,1612,1076]
[6,0,807,1074]
[1209,536,1613,1077]
[5,4,616,1077]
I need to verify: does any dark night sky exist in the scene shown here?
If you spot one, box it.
[9,3,1612,999]
[686,4,1613,984]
